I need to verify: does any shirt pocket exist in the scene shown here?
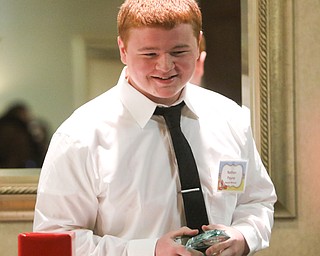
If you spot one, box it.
[207,191,238,225]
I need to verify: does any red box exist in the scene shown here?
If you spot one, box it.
[18,232,75,256]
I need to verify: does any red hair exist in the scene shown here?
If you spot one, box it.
[117,0,202,46]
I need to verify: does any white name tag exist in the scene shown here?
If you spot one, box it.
[217,160,248,193]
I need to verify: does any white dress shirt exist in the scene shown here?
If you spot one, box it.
[34,67,277,256]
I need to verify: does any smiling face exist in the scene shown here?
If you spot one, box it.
[118,24,201,105]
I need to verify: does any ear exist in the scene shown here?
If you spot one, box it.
[198,31,203,45]
[195,31,203,59]
[117,36,127,65]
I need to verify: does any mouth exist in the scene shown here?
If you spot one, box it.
[151,74,178,81]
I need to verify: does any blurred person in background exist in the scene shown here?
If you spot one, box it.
[0,101,49,168]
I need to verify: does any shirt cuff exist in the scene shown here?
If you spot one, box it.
[232,225,259,256]
[128,238,158,256]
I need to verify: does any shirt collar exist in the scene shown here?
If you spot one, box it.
[118,67,198,128]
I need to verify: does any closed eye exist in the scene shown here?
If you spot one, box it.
[141,52,157,57]
[171,51,188,56]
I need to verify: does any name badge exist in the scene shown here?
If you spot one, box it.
[217,160,248,192]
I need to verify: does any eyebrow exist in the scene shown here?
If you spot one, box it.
[137,44,191,52]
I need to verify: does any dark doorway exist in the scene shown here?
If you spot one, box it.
[199,0,242,105]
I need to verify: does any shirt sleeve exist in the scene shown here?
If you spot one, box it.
[230,119,277,254]
[73,229,158,256]
[33,132,158,256]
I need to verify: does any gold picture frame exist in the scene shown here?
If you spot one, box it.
[0,0,296,221]
[0,169,39,221]
[255,0,296,218]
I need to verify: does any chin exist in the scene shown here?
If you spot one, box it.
[151,92,181,105]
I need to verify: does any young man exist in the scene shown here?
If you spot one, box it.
[33,1,276,255]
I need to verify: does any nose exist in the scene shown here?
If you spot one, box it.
[155,54,175,72]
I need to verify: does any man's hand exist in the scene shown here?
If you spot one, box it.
[202,224,250,256]
[155,226,202,256]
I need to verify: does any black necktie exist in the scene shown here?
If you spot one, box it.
[154,102,209,231]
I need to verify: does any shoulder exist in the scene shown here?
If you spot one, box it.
[186,84,251,133]
[187,85,252,148]
[187,84,247,119]
[55,86,123,141]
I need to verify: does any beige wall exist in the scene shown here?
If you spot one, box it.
[256,0,320,255]
[1,0,320,255]
[0,0,121,131]
[0,222,33,256]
